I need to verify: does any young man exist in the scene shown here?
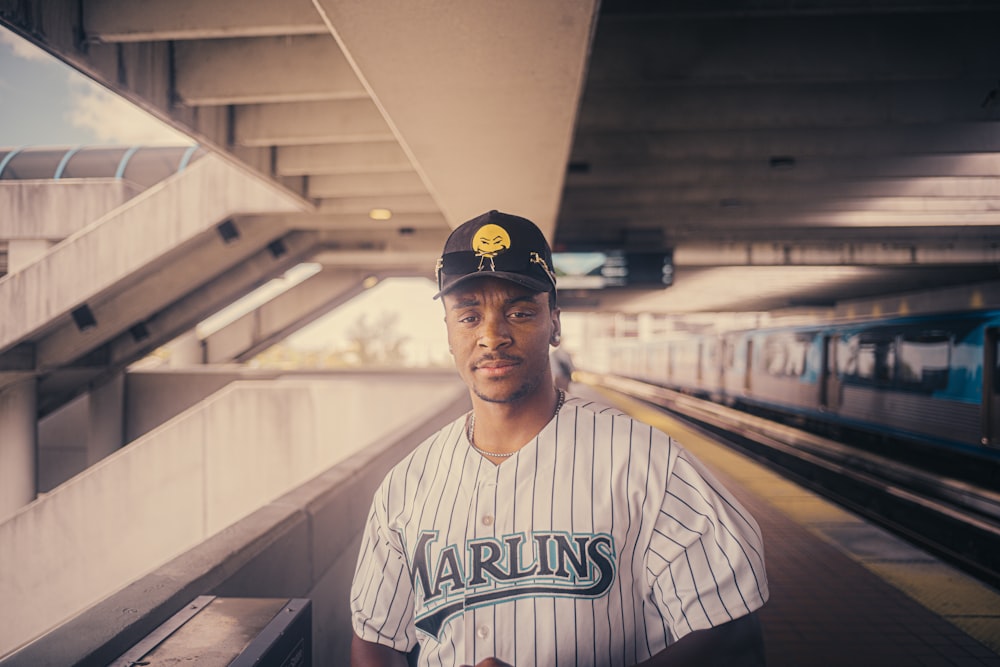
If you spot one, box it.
[350,211,768,666]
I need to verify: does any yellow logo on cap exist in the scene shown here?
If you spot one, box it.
[472,224,511,270]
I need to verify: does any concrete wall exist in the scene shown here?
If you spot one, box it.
[0,384,470,666]
[0,180,140,240]
[0,372,466,660]
[123,366,283,441]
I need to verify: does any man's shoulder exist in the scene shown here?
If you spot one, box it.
[562,393,626,418]
[561,392,678,449]
[563,393,661,428]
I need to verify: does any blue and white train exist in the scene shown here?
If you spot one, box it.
[608,310,1000,455]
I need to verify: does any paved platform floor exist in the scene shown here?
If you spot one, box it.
[594,387,1000,666]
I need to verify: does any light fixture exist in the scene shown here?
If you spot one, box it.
[267,239,287,259]
[71,304,97,332]
[362,275,379,289]
[217,220,240,244]
[369,208,392,221]
[768,155,796,170]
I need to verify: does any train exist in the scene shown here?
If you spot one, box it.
[606,309,1000,456]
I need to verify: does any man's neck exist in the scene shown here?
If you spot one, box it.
[470,384,562,455]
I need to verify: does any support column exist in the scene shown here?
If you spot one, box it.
[0,378,37,519]
[88,372,125,464]
[168,330,206,366]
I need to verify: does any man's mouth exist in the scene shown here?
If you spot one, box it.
[474,357,520,375]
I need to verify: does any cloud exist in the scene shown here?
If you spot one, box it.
[0,28,54,62]
[65,79,193,146]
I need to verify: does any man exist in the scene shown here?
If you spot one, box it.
[350,210,768,666]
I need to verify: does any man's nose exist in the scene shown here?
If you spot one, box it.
[478,313,512,348]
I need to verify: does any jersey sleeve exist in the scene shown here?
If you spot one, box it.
[350,485,418,652]
[644,447,769,642]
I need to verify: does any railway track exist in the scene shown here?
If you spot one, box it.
[578,371,1000,589]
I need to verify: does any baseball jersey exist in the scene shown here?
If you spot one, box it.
[350,395,768,666]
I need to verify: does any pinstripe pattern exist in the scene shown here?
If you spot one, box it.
[350,395,768,665]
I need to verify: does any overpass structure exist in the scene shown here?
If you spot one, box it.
[3,0,1000,663]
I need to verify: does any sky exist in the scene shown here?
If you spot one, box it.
[0,30,189,146]
[0,28,453,365]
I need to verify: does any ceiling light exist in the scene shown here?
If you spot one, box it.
[369,208,392,221]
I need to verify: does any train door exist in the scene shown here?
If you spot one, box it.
[982,328,1000,446]
[821,335,841,411]
[743,338,753,394]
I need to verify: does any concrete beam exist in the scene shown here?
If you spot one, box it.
[276,142,411,176]
[577,80,996,131]
[564,177,1000,205]
[314,194,439,215]
[260,211,449,232]
[313,0,599,230]
[307,171,426,199]
[234,99,393,146]
[175,35,365,106]
[0,344,34,372]
[83,0,326,42]
[34,232,324,415]
[675,240,1000,267]
[588,10,1000,85]
[568,123,1000,162]
[565,153,1000,187]
[310,250,439,273]
[102,231,324,368]
[561,205,1000,235]
[32,219,295,373]
[203,268,375,363]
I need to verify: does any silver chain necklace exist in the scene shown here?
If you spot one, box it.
[467,390,566,458]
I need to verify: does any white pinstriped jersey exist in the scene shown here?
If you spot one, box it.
[350,395,768,666]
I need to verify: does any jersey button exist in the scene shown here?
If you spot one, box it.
[481,515,494,526]
[476,625,491,639]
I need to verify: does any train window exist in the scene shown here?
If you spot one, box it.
[853,339,894,386]
[761,333,810,377]
[762,336,787,375]
[837,337,857,376]
[844,329,949,392]
[897,333,949,391]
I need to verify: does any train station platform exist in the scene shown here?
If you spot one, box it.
[591,385,1000,666]
[5,372,999,665]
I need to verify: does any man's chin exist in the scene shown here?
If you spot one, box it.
[473,384,532,405]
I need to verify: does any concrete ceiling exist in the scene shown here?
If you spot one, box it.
[4,0,1000,317]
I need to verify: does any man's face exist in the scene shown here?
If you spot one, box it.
[442,278,560,405]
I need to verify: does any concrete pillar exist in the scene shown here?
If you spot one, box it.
[7,239,54,274]
[0,378,37,519]
[168,330,205,366]
[88,373,124,464]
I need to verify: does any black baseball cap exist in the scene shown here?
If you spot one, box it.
[433,210,557,299]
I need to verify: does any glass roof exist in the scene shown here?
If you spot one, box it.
[0,145,205,189]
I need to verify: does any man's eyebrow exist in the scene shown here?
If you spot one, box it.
[449,296,481,309]
[505,294,541,306]
[448,293,540,309]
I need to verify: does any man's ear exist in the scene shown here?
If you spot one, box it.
[550,308,562,346]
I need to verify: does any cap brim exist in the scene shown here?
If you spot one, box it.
[433,271,554,299]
